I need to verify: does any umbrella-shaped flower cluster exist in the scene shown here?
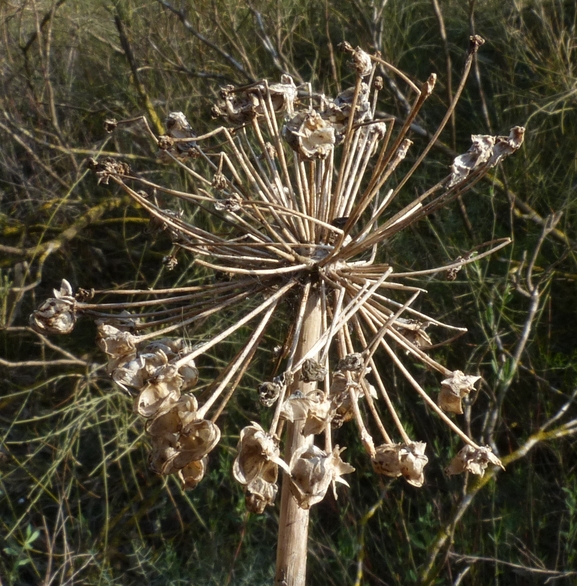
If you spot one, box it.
[31,40,523,513]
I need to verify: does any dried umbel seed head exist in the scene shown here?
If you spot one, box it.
[29,279,76,334]
[372,442,429,487]
[301,359,327,383]
[439,371,481,414]
[289,445,355,509]
[258,381,282,407]
[283,110,336,159]
[445,444,504,477]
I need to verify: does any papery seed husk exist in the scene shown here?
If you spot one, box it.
[178,457,207,490]
[134,381,180,418]
[445,444,504,477]
[245,476,278,514]
[172,419,221,467]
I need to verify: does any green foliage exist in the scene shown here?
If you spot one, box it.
[1,0,576,584]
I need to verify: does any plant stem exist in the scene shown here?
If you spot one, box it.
[275,285,322,586]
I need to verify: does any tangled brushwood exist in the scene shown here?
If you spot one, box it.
[31,39,522,513]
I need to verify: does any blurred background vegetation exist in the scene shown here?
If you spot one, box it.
[1,0,576,584]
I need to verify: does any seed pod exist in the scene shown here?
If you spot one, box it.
[438,371,481,414]
[233,423,288,513]
[173,419,221,467]
[301,359,327,382]
[445,445,504,477]
[178,457,207,490]
[337,353,364,372]
[283,110,335,159]
[29,279,76,335]
[372,442,428,487]
[289,445,355,509]
[258,381,282,407]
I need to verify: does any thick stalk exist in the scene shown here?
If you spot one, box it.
[275,285,322,586]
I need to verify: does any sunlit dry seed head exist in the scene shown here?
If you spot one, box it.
[96,323,137,358]
[29,279,76,334]
[449,127,525,187]
[134,377,181,418]
[174,419,221,467]
[445,444,505,477]
[350,46,373,77]
[29,40,527,511]
[283,110,335,159]
[178,457,207,490]
[289,445,355,509]
[372,442,429,487]
[439,371,481,414]
[145,395,199,436]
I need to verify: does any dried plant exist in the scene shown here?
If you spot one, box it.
[30,39,524,585]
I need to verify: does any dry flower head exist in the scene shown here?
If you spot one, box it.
[30,39,522,509]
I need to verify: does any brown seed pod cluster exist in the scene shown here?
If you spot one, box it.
[30,39,521,511]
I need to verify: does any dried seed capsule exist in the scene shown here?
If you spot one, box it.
[301,359,327,382]
[289,445,355,509]
[445,445,504,477]
[258,381,282,407]
[337,353,364,372]
[29,279,76,335]
[372,442,429,487]
[438,371,481,414]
